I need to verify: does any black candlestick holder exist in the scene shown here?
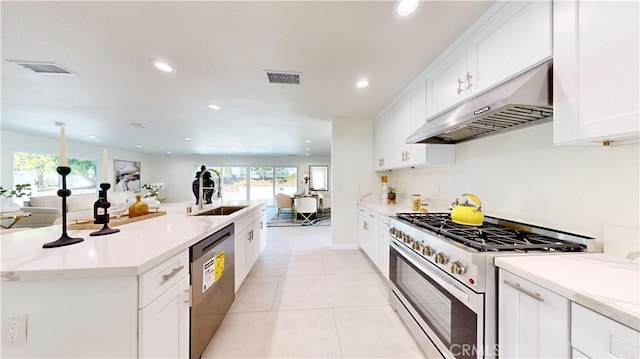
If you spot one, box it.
[90,183,120,237]
[43,166,85,249]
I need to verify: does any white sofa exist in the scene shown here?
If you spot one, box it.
[19,191,135,228]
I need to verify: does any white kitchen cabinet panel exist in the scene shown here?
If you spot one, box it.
[379,216,391,279]
[498,269,571,358]
[426,44,468,118]
[554,0,639,145]
[394,95,412,166]
[571,303,640,359]
[467,1,552,94]
[234,207,266,292]
[358,206,381,270]
[139,275,190,359]
[374,108,394,170]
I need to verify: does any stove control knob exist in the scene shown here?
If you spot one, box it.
[450,261,466,275]
[412,242,423,251]
[404,235,413,244]
[422,246,434,257]
[434,252,448,265]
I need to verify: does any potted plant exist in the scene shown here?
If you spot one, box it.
[0,183,32,212]
[387,187,397,204]
[142,184,166,203]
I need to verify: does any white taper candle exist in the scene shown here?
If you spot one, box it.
[102,149,109,183]
[59,126,68,166]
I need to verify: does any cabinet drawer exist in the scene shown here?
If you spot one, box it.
[139,249,189,308]
[358,206,379,223]
[572,303,640,358]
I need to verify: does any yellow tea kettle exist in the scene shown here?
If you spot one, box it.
[451,193,484,226]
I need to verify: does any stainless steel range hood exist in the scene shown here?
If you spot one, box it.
[406,61,553,145]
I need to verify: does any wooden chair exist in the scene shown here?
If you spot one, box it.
[294,197,317,225]
[275,193,294,218]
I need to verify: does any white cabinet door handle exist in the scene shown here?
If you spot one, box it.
[466,72,473,89]
[504,280,544,302]
[457,77,464,94]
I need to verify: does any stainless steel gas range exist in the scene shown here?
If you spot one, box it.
[388,213,595,359]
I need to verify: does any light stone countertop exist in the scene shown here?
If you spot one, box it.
[359,201,415,216]
[1,200,265,281]
[495,253,640,331]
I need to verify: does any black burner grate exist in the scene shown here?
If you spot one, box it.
[396,213,586,252]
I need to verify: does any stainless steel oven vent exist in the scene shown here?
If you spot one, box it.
[265,70,301,84]
[8,61,75,75]
[407,61,553,145]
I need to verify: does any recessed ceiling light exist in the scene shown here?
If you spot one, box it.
[208,104,220,110]
[153,61,173,73]
[396,0,420,17]
[305,148,311,151]
[87,135,97,139]
[305,153,310,156]
[166,151,172,154]
[135,145,143,148]
[356,80,369,88]
[184,137,192,141]
[305,140,311,143]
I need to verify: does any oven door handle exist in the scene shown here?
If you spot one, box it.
[391,239,470,304]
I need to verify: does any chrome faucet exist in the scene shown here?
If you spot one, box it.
[197,165,222,210]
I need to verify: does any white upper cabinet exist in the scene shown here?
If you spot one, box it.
[374,108,394,170]
[426,44,469,117]
[374,80,455,171]
[426,1,552,119]
[467,1,552,93]
[553,0,640,145]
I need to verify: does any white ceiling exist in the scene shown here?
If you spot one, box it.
[1,1,493,157]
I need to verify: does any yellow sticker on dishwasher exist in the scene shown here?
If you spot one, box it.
[202,251,225,293]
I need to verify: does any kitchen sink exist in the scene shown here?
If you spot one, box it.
[195,205,248,216]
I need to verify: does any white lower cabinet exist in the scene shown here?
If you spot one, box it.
[498,269,570,358]
[139,275,190,359]
[358,206,392,278]
[358,207,380,270]
[571,303,640,358]
[234,204,267,292]
[138,249,190,359]
[379,216,390,279]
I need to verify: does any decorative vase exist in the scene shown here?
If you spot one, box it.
[128,195,149,218]
[1,197,20,213]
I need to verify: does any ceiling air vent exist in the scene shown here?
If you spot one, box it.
[265,70,301,85]
[8,61,75,75]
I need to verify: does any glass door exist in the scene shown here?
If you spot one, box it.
[249,167,274,205]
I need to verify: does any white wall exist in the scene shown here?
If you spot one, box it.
[1,130,151,192]
[382,122,639,243]
[331,118,380,249]
[148,154,330,203]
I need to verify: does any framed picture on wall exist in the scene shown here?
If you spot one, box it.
[114,159,141,192]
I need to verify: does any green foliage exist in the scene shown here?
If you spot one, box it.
[0,183,32,198]
[387,187,396,193]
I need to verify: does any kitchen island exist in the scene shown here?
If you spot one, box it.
[1,200,267,359]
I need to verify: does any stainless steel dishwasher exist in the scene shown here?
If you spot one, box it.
[190,223,235,359]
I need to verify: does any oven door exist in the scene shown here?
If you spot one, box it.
[389,238,484,359]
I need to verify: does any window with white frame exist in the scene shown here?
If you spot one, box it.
[13,152,97,196]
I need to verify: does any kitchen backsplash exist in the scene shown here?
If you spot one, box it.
[385,122,639,244]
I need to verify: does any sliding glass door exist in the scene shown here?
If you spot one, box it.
[202,166,297,206]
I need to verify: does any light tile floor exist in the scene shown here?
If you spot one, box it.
[202,226,426,359]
